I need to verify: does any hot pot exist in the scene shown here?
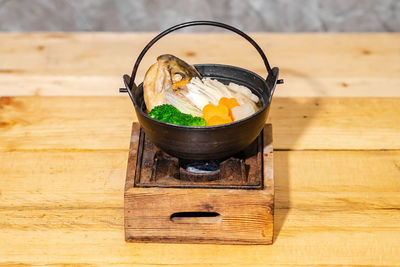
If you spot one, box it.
[120,21,282,160]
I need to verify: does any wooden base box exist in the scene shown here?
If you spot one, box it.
[124,123,274,244]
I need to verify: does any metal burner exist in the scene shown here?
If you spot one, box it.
[130,124,268,189]
[182,160,220,174]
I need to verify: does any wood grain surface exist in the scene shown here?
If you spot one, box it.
[1,97,399,264]
[0,33,399,266]
[0,33,399,97]
[1,149,399,265]
[0,97,399,150]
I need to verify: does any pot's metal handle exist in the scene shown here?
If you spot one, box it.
[120,20,283,105]
[128,21,282,88]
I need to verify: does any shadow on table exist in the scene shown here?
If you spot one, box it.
[272,69,323,243]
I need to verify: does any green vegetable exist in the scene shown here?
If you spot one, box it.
[149,104,207,126]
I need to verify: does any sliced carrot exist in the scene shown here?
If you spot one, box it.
[219,97,239,110]
[172,80,189,90]
[207,115,233,126]
[218,97,239,120]
[202,103,229,121]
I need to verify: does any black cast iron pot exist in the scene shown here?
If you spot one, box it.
[120,21,282,160]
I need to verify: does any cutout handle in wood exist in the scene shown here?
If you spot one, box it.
[170,212,222,224]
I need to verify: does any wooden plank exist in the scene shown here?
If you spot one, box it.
[1,150,399,209]
[0,150,127,207]
[0,96,135,151]
[274,150,400,209]
[0,209,398,266]
[1,74,399,97]
[1,96,399,150]
[0,33,399,97]
[270,97,400,150]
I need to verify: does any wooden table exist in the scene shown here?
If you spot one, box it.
[0,33,399,266]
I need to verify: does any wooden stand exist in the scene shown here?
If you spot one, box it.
[124,123,274,245]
